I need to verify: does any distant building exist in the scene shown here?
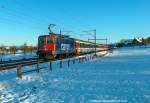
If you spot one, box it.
[120,39,133,45]
[120,37,143,46]
[133,37,142,43]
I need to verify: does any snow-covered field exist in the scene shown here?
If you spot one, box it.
[0,48,150,103]
[0,52,37,61]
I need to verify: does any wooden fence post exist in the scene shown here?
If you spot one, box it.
[73,59,75,64]
[17,65,22,79]
[60,61,62,68]
[37,58,39,72]
[85,57,87,61]
[82,57,84,63]
[49,61,52,71]
[79,58,81,63]
[68,59,70,67]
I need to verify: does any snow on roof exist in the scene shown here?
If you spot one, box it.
[135,37,142,43]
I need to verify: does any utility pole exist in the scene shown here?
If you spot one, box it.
[82,29,97,56]
[88,38,108,51]
[60,29,62,59]
[59,30,72,59]
[48,24,55,34]
[94,29,96,56]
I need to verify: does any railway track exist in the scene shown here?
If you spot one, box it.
[0,58,45,70]
[0,58,38,64]
[0,49,110,71]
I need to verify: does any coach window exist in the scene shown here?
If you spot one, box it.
[80,43,82,47]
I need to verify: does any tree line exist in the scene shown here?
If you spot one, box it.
[0,43,37,55]
[115,37,150,48]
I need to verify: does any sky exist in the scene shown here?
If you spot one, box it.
[0,0,150,46]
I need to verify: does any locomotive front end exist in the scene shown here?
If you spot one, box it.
[37,35,56,59]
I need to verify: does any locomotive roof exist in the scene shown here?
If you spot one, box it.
[74,38,105,46]
[39,33,70,38]
[39,33,105,46]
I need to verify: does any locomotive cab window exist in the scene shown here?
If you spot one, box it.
[47,38,54,44]
[38,36,45,45]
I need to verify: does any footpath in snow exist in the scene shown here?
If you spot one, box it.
[0,48,150,103]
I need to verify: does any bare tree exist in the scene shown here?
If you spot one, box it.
[20,43,27,55]
[10,46,17,54]
[0,45,6,61]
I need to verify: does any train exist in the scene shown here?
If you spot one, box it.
[37,33,107,59]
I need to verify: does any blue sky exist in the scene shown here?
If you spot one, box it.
[0,0,150,46]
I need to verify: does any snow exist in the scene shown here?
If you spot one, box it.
[0,52,37,61]
[0,48,150,103]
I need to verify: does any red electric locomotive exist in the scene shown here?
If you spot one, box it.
[37,33,75,59]
[37,34,57,59]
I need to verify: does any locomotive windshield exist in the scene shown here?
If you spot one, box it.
[47,38,54,44]
[38,36,45,45]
